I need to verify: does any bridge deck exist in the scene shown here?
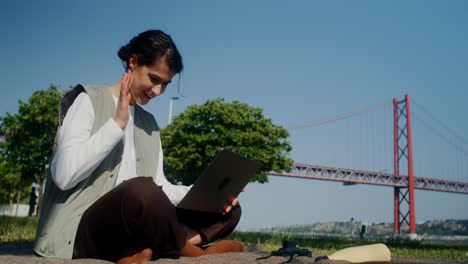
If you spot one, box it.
[269,164,468,194]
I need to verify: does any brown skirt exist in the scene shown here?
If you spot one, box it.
[72,177,241,262]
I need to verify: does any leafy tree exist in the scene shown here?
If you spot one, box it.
[161,98,293,185]
[0,140,23,214]
[0,85,62,216]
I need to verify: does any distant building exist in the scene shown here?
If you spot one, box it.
[0,204,29,217]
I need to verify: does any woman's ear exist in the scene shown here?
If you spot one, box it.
[128,54,138,71]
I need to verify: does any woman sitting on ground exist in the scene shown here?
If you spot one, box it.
[33,29,244,264]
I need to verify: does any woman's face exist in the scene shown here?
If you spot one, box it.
[127,55,175,106]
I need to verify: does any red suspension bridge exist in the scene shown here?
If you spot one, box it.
[268,95,468,236]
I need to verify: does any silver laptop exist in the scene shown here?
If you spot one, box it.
[177,149,262,213]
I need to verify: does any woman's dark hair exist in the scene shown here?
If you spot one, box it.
[118,30,183,74]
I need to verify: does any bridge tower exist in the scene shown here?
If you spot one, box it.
[393,94,416,235]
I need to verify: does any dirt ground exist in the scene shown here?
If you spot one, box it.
[0,242,466,264]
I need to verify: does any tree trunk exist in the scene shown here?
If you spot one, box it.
[36,177,44,216]
[15,188,21,216]
[9,192,14,215]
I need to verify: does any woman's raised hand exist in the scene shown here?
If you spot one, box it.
[114,70,132,129]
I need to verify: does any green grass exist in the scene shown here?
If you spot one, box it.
[1,216,467,260]
[227,231,468,261]
[0,215,38,243]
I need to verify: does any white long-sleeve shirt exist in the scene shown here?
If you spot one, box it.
[50,92,190,205]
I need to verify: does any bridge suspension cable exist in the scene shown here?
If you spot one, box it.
[412,112,468,156]
[410,97,468,183]
[412,99,468,147]
[285,99,393,131]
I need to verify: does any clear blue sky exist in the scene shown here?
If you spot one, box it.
[1,1,467,230]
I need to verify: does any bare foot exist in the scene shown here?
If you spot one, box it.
[179,241,205,257]
[204,240,244,254]
[179,240,244,257]
[116,248,152,264]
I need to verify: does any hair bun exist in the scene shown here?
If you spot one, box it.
[117,44,131,61]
